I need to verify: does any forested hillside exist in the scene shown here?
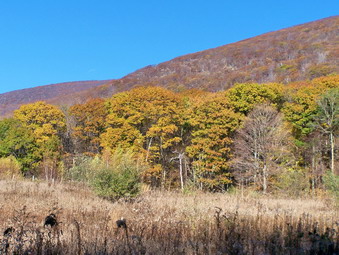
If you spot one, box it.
[0,75,338,195]
[0,80,112,117]
[75,16,338,100]
[0,16,337,117]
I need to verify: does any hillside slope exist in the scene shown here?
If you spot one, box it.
[0,80,111,117]
[89,16,338,97]
[1,16,338,117]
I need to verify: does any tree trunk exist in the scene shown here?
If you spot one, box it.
[330,132,335,173]
[179,154,184,190]
[241,177,244,199]
[162,170,166,189]
[311,143,315,194]
[262,164,267,194]
[145,137,153,162]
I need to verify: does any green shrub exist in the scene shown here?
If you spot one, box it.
[0,156,22,179]
[64,156,96,182]
[323,171,339,204]
[90,150,143,201]
[275,168,309,197]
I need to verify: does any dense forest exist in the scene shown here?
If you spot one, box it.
[0,75,338,197]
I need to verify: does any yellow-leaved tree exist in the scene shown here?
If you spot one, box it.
[101,87,185,187]
[70,98,107,155]
[14,101,66,179]
[186,93,243,191]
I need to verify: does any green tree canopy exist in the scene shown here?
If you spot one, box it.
[225,82,285,114]
[0,118,38,172]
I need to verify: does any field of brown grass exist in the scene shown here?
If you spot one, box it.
[0,180,338,254]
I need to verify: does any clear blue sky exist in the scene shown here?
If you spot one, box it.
[0,1,337,94]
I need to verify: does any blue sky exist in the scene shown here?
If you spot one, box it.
[0,1,337,94]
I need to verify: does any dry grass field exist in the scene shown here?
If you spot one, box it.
[0,180,338,254]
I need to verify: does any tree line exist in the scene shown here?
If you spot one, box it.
[0,75,338,194]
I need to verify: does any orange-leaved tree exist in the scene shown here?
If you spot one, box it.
[186,93,243,191]
[70,98,107,155]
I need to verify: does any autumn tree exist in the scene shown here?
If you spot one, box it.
[282,76,339,141]
[282,77,339,180]
[101,87,185,187]
[314,88,339,173]
[303,130,327,191]
[186,94,243,190]
[14,101,66,142]
[282,81,323,187]
[0,118,38,173]
[311,75,339,89]
[14,101,66,178]
[100,91,144,152]
[225,82,285,114]
[282,85,323,140]
[70,98,107,155]
[172,89,215,189]
[232,104,292,193]
[186,83,285,191]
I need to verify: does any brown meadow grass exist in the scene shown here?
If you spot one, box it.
[0,180,338,254]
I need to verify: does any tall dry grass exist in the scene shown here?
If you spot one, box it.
[0,180,338,254]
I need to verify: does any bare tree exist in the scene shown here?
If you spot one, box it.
[314,88,339,174]
[304,131,327,192]
[170,151,188,190]
[232,104,293,193]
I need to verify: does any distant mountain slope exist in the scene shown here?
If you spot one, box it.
[88,16,338,97]
[0,80,112,117]
[1,16,338,117]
